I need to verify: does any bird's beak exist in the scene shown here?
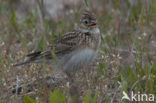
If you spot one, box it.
[90,23,97,27]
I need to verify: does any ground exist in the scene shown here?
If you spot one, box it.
[0,0,156,103]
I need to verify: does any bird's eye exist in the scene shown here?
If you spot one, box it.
[85,20,88,24]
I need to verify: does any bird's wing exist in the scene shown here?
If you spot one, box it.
[23,30,82,62]
[54,30,82,54]
[14,30,90,66]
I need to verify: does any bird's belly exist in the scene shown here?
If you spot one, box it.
[63,49,97,72]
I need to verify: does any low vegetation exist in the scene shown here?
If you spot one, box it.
[0,0,156,103]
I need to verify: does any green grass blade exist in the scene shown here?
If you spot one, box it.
[84,0,88,7]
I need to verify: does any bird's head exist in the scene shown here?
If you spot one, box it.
[79,10,98,33]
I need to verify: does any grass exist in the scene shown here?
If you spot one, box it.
[0,0,156,103]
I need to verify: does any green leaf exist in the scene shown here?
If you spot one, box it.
[92,91,98,103]
[24,96,36,103]
[152,62,156,69]
[83,91,91,103]
[54,88,65,103]
[84,0,88,7]
[50,88,65,103]
[152,62,156,75]
[10,9,19,31]
[51,32,57,40]
[112,0,120,9]
[10,9,17,26]
[50,91,58,103]
[37,35,47,51]
[24,10,38,29]
[20,34,27,51]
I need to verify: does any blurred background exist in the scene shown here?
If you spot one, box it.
[0,0,156,103]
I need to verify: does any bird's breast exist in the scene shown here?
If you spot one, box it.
[85,34,101,50]
[63,49,97,72]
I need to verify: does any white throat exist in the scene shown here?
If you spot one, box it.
[90,27,100,34]
[80,27,100,34]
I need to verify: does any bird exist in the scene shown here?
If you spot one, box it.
[14,9,101,76]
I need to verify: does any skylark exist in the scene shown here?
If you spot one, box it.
[14,10,101,75]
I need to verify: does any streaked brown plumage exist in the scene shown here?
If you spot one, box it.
[14,10,101,75]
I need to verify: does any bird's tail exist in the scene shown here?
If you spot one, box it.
[13,51,42,67]
[13,61,31,66]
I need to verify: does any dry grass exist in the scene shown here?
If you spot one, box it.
[0,0,156,103]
